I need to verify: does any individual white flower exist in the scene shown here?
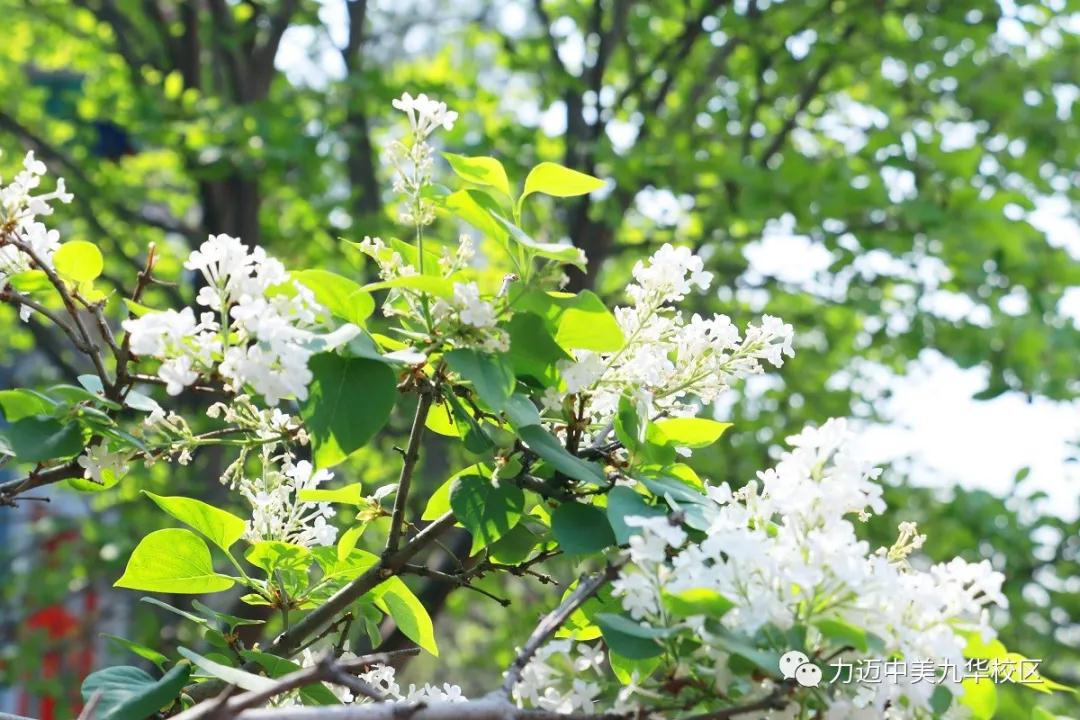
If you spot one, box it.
[76,442,130,485]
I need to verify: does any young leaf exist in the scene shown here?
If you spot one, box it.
[450,472,525,553]
[363,275,454,298]
[293,269,375,326]
[297,482,365,505]
[375,577,439,656]
[442,153,511,197]
[102,634,170,670]
[143,492,246,552]
[492,214,587,269]
[521,162,605,204]
[115,529,235,594]
[649,418,732,449]
[959,677,998,720]
[245,541,312,575]
[445,348,516,411]
[551,501,616,555]
[178,647,276,692]
[54,240,104,283]
[301,353,397,468]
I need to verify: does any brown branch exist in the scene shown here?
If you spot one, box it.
[501,560,625,696]
[187,513,457,702]
[385,390,434,554]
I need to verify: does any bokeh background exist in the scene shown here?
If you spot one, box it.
[0,1,1078,717]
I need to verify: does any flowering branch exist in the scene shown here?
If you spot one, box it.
[501,561,625,697]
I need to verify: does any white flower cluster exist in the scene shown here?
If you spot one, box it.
[238,457,338,548]
[549,243,795,427]
[430,280,509,352]
[0,152,73,315]
[123,234,326,404]
[610,418,1007,717]
[390,92,456,227]
[512,640,625,714]
[357,662,466,705]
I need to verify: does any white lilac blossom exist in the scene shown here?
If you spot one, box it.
[389,92,456,228]
[511,639,608,714]
[0,151,73,313]
[238,457,338,548]
[76,441,131,485]
[550,243,795,428]
[605,418,1007,717]
[122,234,325,404]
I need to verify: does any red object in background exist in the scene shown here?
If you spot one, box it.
[14,519,96,719]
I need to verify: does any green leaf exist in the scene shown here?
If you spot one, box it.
[190,600,265,631]
[2,416,86,463]
[293,269,375,326]
[517,424,605,485]
[144,492,246,552]
[521,162,605,204]
[595,613,667,659]
[444,189,508,244]
[488,522,540,564]
[54,240,104,283]
[115,529,235,594]
[493,214,587,269]
[663,588,734,619]
[297,483,365,505]
[649,418,732,448]
[443,153,511,197]
[0,389,56,422]
[613,394,642,452]
[422,464,486,521]
[450,471,525,554]
[301,353,397,468]
[551,502,615,555]
[178,647,276,692]
[245,541,311,575]
[140,597,209,625]
[552,291,624,351]
[102,634,170,669]
[606,486,665,545]
[814,617,869,653]
[609,651,661,685]
[445,349,516,411]
[336,524,367,561]
[375,577,439,656]
[505,312,572,386]
[363,275,454,298]
[960,677,998,720]
[504,393,543,428]
[81,663,190,720]
[443,390,494,454]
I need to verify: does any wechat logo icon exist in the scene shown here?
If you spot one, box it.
[779,650,822,688]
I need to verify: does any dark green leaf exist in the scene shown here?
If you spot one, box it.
[301,353,397,468]
[551,501,615,554]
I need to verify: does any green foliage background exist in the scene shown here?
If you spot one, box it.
[0,0,1077,716]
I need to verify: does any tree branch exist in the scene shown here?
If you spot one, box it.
[501,561,624,696]
[385,390,434,554]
